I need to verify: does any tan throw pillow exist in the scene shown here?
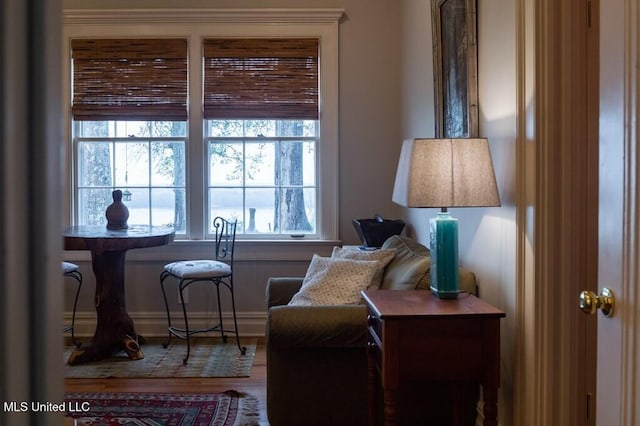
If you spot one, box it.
[331,246,397,290]
[380,235,431,290]
[288,254,379,306]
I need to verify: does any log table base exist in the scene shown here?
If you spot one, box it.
[67,250,143,365]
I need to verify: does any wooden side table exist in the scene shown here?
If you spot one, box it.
[362,290,505,426]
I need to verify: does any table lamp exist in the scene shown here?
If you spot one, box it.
[392,138,500,299]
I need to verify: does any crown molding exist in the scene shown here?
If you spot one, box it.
[63,8,345,25]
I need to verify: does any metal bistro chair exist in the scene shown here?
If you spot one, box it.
[62,261,83,347]
[160,217,246,364]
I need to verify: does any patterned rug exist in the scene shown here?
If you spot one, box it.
[64,338,257,378]
[64,391,259,425]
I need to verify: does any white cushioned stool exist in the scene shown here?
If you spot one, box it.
[159,217,246,364]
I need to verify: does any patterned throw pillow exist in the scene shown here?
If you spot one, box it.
[288,254,379,306]
[331,247,396,290]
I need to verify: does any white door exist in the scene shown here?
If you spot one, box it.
[596,0,640,424]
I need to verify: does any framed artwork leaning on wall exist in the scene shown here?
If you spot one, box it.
[431,0,479,138]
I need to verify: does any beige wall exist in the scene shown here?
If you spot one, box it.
[400,1,516,424]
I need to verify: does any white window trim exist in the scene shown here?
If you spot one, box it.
[62,8,343,248]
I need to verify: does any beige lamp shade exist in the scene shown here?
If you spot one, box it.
[392,138,501,208]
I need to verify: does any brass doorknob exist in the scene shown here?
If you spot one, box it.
[579,288,615,317]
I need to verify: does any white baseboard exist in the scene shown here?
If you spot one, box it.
[64,311,267,339]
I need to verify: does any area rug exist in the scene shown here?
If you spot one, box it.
[64,338,257,379]
[64,391,259,426]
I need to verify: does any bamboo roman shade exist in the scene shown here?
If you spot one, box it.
[203,38,319,120]
[71,39,188,120]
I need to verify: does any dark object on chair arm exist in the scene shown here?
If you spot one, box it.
[352,215,405,248]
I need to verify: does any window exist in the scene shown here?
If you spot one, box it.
[75,121,187,232]
[203,38,318,237]
[71,38,188,232]
[206,119,317,236]
[64,10,341,241]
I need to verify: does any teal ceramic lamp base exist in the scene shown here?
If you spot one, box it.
[429,210,459,299]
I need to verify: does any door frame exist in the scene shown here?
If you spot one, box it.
[1,1,65,425]
[515,0,599,424]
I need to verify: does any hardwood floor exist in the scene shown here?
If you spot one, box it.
[64,337,269,425]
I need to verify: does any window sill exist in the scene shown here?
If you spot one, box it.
[63,239,341,262]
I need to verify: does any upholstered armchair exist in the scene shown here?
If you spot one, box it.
[265,236,478,426]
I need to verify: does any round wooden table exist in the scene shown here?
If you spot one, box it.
[63,225,175,365]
